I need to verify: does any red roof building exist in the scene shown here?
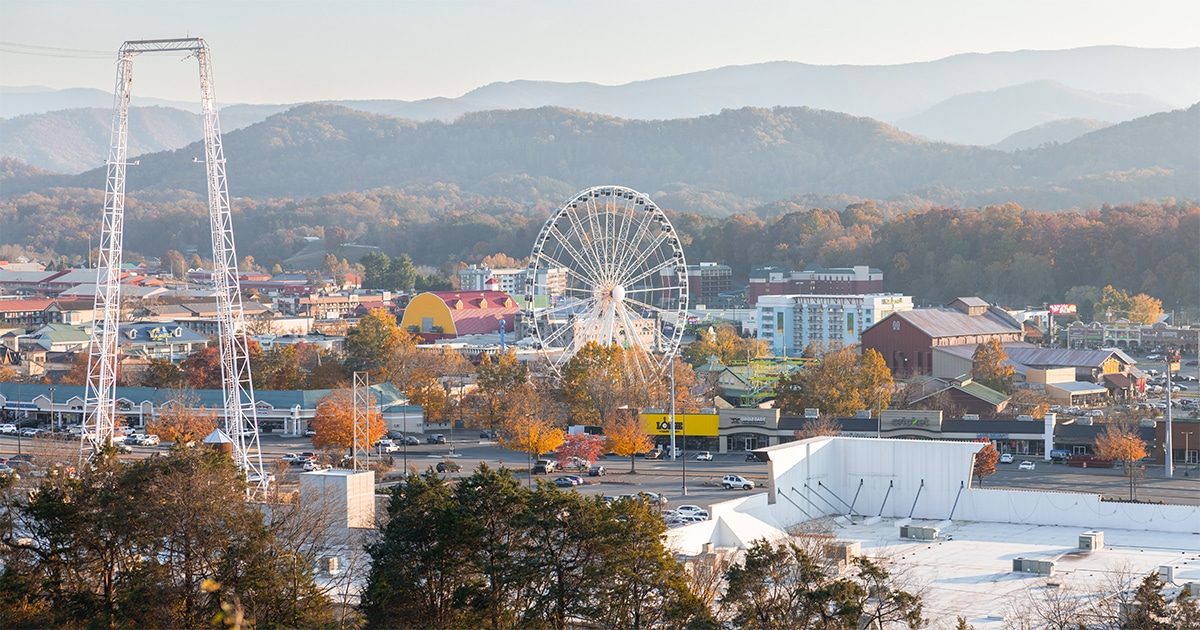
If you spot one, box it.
[399,290,518,341]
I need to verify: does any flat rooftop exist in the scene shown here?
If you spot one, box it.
[842,517,1200,626]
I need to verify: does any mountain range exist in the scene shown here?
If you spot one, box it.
[3,46,1197,173]
[4,101,1196,215]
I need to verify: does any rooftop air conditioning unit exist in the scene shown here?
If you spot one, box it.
[1079,531,1104,551]
[1139,418,1156,428]
[1076,417,1093,426]
[855,410,871,419]
[804,408,819,419]
[1017,414,1034,422]
[1159,565,1175,582]
[962,414,980,421]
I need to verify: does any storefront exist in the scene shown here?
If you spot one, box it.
[639,411,720,452]
[718,408,782,453]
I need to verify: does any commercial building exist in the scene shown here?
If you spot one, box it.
[459,264,567,299]
[684,263,733,306]
[1067,320,1200,353]
[861,297,1024,377]
[399,290,519,341]
[0,382,424,437]
[748,264,883,304]
[666,436,1200,625]
[757,293,913,356]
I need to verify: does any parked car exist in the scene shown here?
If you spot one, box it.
[638,491,667,506]
[404,436,420,446]
[588,464,607,477]
[304,427,317,437]
[0,464,19,480]
[999,453,1014,464]
[140,434,160,446]
[479,429,497,439]
[533,459,557,474]
[19,427,42,437]
[722,474,755,490]
[427,434,446,444]
[675,504,709,519]
[745,452,761,462]
[302,460,329,472]
[436,460,462,473]
[375,439,400,453]
[643,449,664,460]
[694,451,713,461]
[0,424,17,434]
[281,453,304,464]
[553,475,584,488]
[1019,460,1036,471]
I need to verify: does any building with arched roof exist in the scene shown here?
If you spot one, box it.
[399,290,519,341]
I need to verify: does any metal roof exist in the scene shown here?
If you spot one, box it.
[1046,381,1107,394]
[891,307,1022,338]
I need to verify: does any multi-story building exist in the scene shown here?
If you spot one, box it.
[459,265,566,299]
[748,264,883,305]
[1066,320,1200,353]
[757,293,913,356]
[686,262,733,306]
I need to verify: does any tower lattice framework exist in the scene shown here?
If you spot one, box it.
[82,38,265,492]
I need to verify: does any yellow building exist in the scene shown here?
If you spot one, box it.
[399,290,519,340]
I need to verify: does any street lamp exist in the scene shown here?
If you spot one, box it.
[1184,431,1195,474]
[48,386,55,436]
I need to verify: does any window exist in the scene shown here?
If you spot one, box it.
[892,320,900,331]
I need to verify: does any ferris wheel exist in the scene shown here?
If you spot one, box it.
[526,186,689,376]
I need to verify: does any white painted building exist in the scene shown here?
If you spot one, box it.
[459,264,567,298]
[756,293,913,355]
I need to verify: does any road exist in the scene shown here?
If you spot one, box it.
[5,433,1196,512]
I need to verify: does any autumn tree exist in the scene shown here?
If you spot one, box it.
[473,350,528,429]
[146,394,218,445]
[499,412,565,475]
[555,433,607,470]
[775,346,893,418]
[0,366,18,382]
[1094,426,1149,501]
[139,357,183,389]
[162,249,186,279]
[603,409,654,473]
[683,323,768,366]
[1095,284,1163,324]
[972,338,1015,393]
[344,307,402,377]
[179,346,224,390]
[309,389,386,457]
[973,440,999,487]
[58,350,90,386]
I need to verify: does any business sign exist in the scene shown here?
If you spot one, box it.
[639,412,719,437]
[730,416,767,425]
[1048,304,1077,315]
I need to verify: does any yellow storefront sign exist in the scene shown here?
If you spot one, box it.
[639,412,719,437]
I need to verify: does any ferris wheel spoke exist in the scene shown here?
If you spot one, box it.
[561,206,608,283]
[544,223,605,285]
[539,295,599,318]
[620,256,677,291]
[621,294,671,318]
[625,285,682,295]
[537,248,602,288]
[617,232,672,286]
[613,207,655,282]
[616,304,652,354]
[580,200,610,283]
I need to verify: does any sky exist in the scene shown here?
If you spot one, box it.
[2,0,1198,105]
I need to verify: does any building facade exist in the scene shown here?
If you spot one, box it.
[757,293,913,356]
[748,264,883,305]
[861,298,1024,376]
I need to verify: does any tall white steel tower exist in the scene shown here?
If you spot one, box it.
[83,38,265,492]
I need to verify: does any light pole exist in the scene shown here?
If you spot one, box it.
[48,387,55,437]
[525,412,534,487]
[401,402,408,475]
[1184,431,1195,474]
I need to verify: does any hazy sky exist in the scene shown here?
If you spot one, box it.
[2,0,1198,104]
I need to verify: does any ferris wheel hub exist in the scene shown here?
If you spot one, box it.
[611,284,625,302]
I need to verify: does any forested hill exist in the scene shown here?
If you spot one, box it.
[4,103,1197,211]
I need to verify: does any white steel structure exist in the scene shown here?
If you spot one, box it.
[83,38,265,491]
[527,186,688,375]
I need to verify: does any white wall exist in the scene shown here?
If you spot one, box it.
[678,437,1200,553]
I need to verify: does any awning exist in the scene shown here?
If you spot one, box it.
[1103,373,1133,389]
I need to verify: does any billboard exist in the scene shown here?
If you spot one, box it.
[1048,304,1077,315]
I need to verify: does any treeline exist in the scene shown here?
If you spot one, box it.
[2,183,1194,308]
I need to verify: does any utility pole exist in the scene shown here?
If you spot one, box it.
[1165,355,1174,478]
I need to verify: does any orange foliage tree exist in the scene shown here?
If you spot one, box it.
[146,394,218,445]
[309,389,386,457]
[1094,427,1149,500]
[555,433,607,470]
[603,410,655,473]
[499,413,565,475]
[972,440,999,487]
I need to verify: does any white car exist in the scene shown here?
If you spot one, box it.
[695,451,713,461]
[999,453,1014,464]
[303,460,329,472]
[1018,460,1036,471]
[722,474,755,490]
[675,504,709,519]
[0,424,17,434]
